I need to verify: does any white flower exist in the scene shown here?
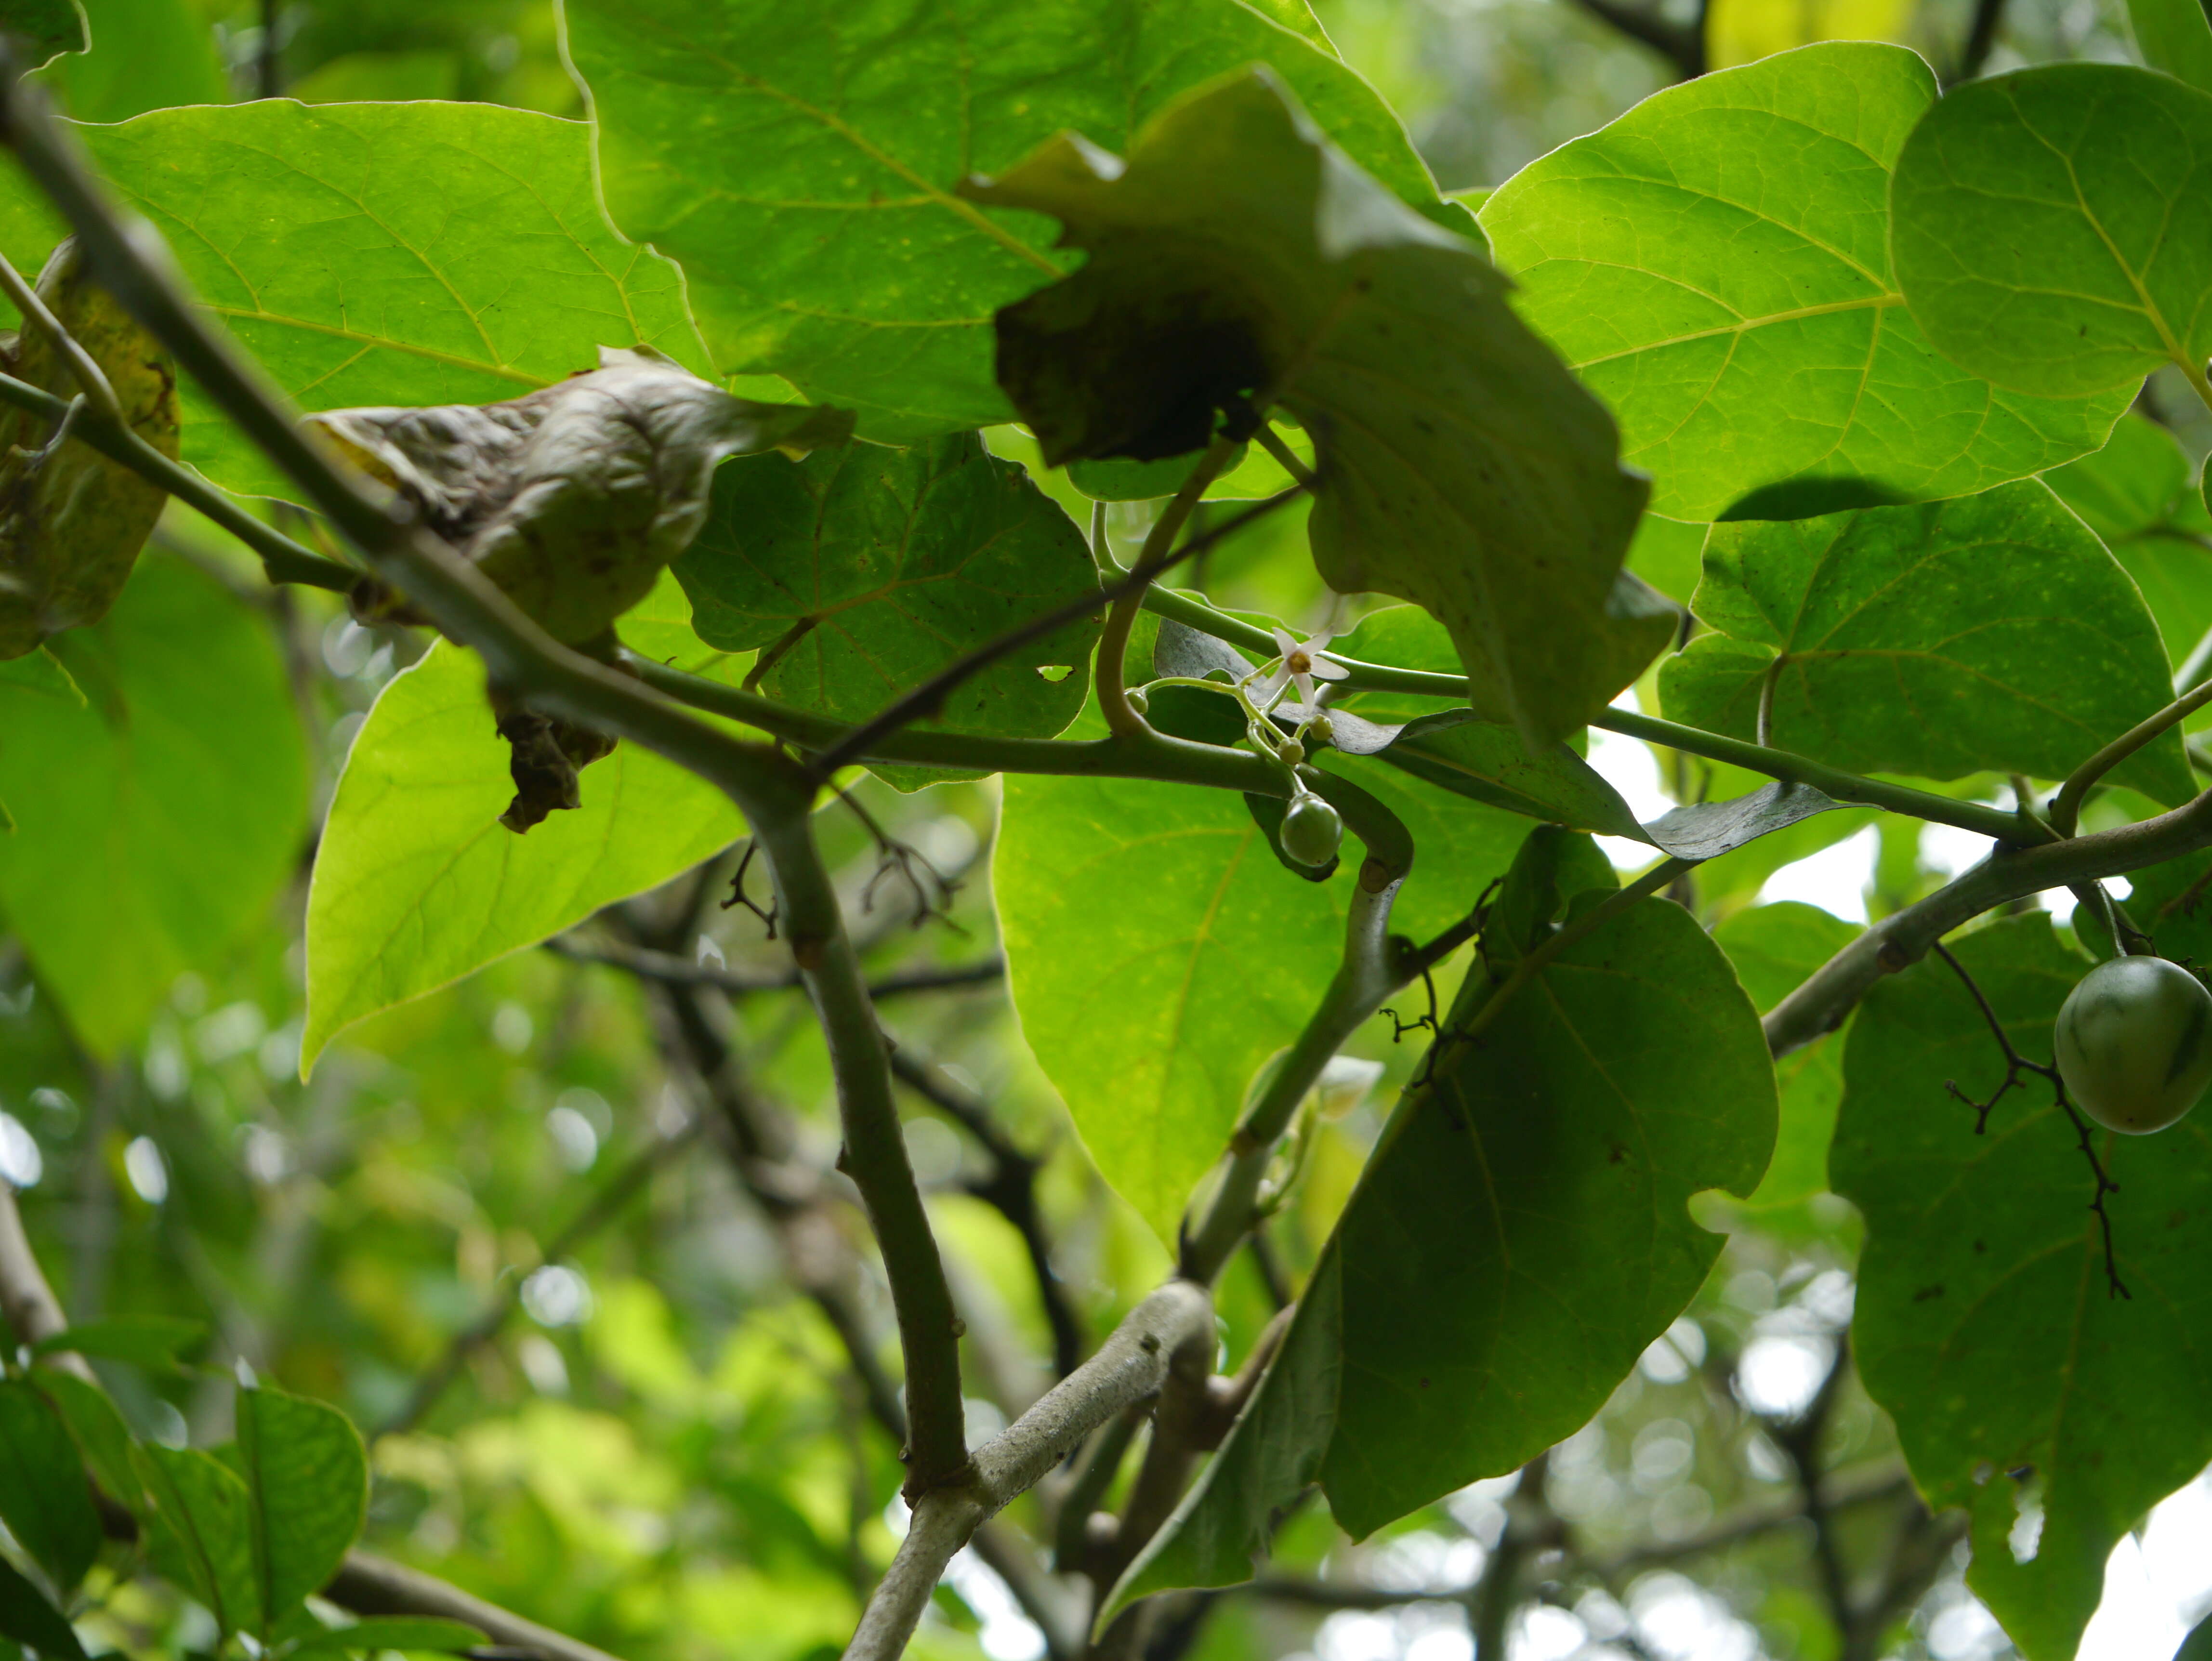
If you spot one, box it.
[1251,626,1350,712]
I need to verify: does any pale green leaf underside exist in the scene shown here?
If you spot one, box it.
[995,766,1343,1244]
[1659,480,2195,803]
[0,555,307,1057]
[561,0,1453,440]
[302,641,743,1073]
[1482,41,2128,520]
[0,101,707,497]
[1836,916,2212,1661]
[1115,897,1774,1606]
[1892,62,2212,399]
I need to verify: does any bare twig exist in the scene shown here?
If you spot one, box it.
[545,935,1005,1002]
[1931,942,2127,1299]
[2050,675,2212,833]
[1562,0,1705,79]
[1950,0,2010,84]
[809,484,1301,778]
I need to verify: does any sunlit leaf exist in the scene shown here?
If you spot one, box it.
[1659,481,2194,803]
[1892,62,2212,398]
[1482,43,2129,520]
[0,554,307,1056]
[302,641,743,1073]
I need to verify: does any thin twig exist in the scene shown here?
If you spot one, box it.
[1931,942,2127,1298]
[2050,675,2212,833]
[544,935,1005,1002]
[808,483,1301,779]
[1563,0,1704,78]
[1950,0,2010,84]
[0,248,118,416]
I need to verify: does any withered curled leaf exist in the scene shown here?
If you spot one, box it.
[312,346,849,832]
[311,345,851,647]
[0,238,180,661]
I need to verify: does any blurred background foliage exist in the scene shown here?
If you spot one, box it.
[5,3,2210,1661]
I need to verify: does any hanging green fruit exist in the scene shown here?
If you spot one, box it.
[2054,954,2212,1134]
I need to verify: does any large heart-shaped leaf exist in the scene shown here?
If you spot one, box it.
[966,70,1666,749]
[1892,62,2212,399]
[996,764,1344,1241]
[2044,413,2212,673]
[560,0,1455,439]
[1114,862,1774,1608]
[1835,915,2212,1660]
[1658,480,2194,802]
[0,102,709,498]
[1481,43,2129,520]
[302,641,743,1073]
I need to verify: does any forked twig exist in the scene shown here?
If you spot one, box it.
[1930,942,2128,1299]
[722,840,778,939]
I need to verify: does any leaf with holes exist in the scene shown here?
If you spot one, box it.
[1658,481,2193,802]
[1835,915,2212,1660]
[561,0,1455,439]
[966,70,1666,748]
[1480,43,2128,520]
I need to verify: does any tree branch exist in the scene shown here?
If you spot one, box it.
[845,1282,1214,1661]
[545,935,1005,1003]
[2049,674,2212,833]
[0,368,358,591]
[1950,0,2010,85]
[1764,787,2212,1058]
[1563,0,1704,79]
[887,1047,1086,1380]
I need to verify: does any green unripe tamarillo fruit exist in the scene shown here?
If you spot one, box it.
[2054,955,2212,1135]
[1278,793,1343,869]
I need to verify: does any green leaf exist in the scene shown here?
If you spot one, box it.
[30,1371,138,1517]
[996,765,1344,1242]
[0,1554,83,1661]
[1715,900,1861,1206]
[0,1380,100,1594]
[0,553,308,1057]
[3,102,709,498]
[1481,43,2130,521]
[287,1619,487,1658]
[37,0,229,121]
[235,1388,368,1636]
[2126,0,2212,93]
[30,1315,207,1371]
[1892,62,2212,399]
[1657,481,2195,803]
[0,0,86,66]
[1834,914,2212,1661]
[303,640,744,1072]
[1114,883,1775,1606]
[673,433,1099,768]
[617,568,753,687]
[2182,1612,2212,1661]
[561,0,1455,440]
[967,69,1665,749]
[135,1444,259,1639]
[2044,412,2212,672]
